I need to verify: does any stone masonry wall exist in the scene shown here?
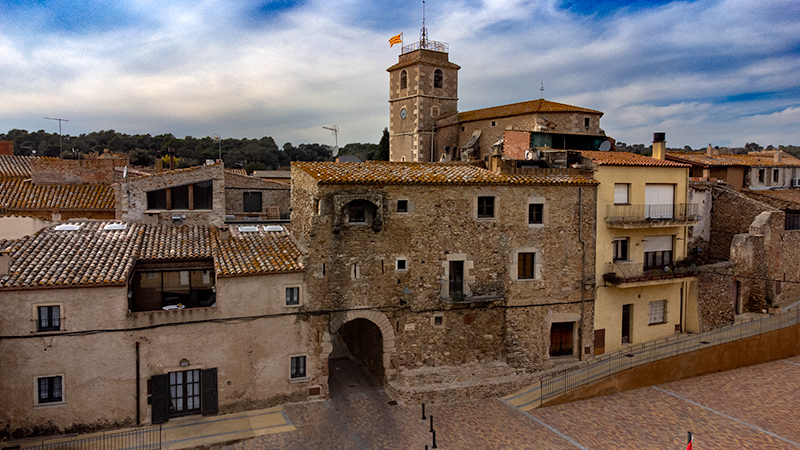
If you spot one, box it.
[224,173,290,218]
[696,261,735,331]
[708,185,776,262]
[32,159,120,184]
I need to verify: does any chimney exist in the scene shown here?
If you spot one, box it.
[219,226,230,242]
[652,132,666,160]
[155,151,163,173]
[774,150,782,163]
[168,148,175,171]
[0,248,11,276]
[51,207,61,222]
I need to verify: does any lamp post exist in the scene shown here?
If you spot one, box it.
[401,286,411,305]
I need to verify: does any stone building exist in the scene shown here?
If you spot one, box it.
[387,38,608,163]
[0,221,314,437]
[290,161,597,401]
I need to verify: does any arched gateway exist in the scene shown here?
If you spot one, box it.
[322,309,397,383]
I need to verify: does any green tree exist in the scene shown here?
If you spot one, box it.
[376,128,389,160]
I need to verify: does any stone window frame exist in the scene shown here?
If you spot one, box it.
[284,285,302,307]
[289,355,308,382]
[584,117,591,128]
[396,198,413,214]
[332,193,384,233]
[545,313,582,359]
[527,196,547,228]
[511,247,543,281]
[34,374,65,407]
[433,69,443,89]
[474,192,497,221]
[440,253,474,299]
[34,303,63,333]
[395,256,409,273]
[431,312,445,329]
[648,300,668,325]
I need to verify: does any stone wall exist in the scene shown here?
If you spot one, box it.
[291,169,597,386]
[31,159,120,184]
[695,261,735,331]
[708,185,776,262]
[116,165,226,226]
[224,172,290,219]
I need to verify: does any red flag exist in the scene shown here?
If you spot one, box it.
[686,431,693,450]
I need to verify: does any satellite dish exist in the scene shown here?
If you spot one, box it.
[332,146,339,157]
[599,141,612,151]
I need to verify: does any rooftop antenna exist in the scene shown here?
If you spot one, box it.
[44,117,69,155]
[540,82,544,99]
[420,0,428,49]
[211,133,222,161]
[322,125,339,157]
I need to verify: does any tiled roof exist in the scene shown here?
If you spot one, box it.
[136,163,222,178]
[0,222,304,289]
[293,161,597,186]
[579,151,690,168]
[458,99,603,123]
[0,155,57,179]
[744,188,800,207]
[666,151,800,167]
[225,168,248,176]
[215,227,303,276]
[0,179,115,211]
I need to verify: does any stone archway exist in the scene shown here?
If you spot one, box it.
[322,309,397,384]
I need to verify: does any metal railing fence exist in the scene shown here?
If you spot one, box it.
[511,307,800,408]
[606,203,699,223]
[18,424,161,450]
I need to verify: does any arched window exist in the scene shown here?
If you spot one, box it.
[434,69,443,88]
[400,70,407,90]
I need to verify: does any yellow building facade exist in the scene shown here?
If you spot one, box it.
[581,147,699,354]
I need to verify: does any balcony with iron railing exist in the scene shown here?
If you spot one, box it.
[402,39,449,54]
[605,203,699,228]
[440,278,504,304]
[603,260,697,286]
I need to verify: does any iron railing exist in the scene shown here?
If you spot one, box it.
[506,307,800,409]
[440,279,504,303]
[402,40,449,54]
[17,425,161,450]
[603,262,696,283]
[606,203,699,224]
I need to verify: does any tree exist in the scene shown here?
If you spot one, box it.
[745,142,763,152]
[376,128,390,161]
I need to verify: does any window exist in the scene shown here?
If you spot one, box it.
[400,70,407,90]
[491,121,496,127]
[147,189,167,210]
[396,257,408,272]
[477,196,495,218]
[649,300,667,324]
[37,305,60,332]
[758,169,765,183]
[169,369,201,416]
[431,106,439,117]
[773,169,780,183]
[528,204,543,224]
[172,185,190,210]
[146,181,214,210]
[290,356,306,379]
[584,117,590,127]
[193,181,213,210]
[461,126,465,132]
[433,315,444,326]
[37,376,63,404]
[130,262,215,312]
[397,200,408,213]
[518,253,536,279]
[285,287,300,306]
[614,184,629,205]
[612,238,629,262]
[433,69,443,88]
[643,235,673,271]
[243,192,262,212]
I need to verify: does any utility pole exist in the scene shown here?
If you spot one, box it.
[44,117,69,155]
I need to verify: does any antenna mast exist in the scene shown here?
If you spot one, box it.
[44,117,69,155]
[420,0,428,49]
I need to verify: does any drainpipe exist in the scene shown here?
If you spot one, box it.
[579,187,586,360]
[136,341,141,425]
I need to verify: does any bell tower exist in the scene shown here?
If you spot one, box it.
[387,21,459,162]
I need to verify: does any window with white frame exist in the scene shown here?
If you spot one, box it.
[528,203,544,224]
[612,238,629,262]
[37,375,63,404]
[290,356,307,379]
[614,184,629,205]
[518,252,536,279]
[649,300,667,324]
[285,287,300,306]
[397,199,408,213]
[37,305,61,332]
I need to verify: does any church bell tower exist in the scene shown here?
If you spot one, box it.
[387,20,459,162]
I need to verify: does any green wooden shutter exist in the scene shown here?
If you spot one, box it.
[201,368,218,416]
[151,374,169,424]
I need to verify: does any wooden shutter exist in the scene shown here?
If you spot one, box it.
[151,374,169,424]
[201,368,218,416]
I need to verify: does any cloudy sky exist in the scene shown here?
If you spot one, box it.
[1,0,799,149]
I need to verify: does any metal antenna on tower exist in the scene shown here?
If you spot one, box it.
[44,117,69,155]
[420,0,428,49]
[540,82,544,99]
[322,125,339,157]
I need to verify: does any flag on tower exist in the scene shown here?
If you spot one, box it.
[389,33,402,47]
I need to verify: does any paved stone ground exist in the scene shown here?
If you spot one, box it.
[224,355,800,449]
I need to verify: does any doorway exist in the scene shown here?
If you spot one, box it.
[549,322,574,357]
[621,304,633,344]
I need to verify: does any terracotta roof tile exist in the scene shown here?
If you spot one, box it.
[293,161,596,186]
[744,188,800,206]
[0,221,304,289]
[666,151,800,167]
[0,179,115,211]
[225,168,248,176]
[0,155,57,179]
[579,150,689,168]
[458,99,603,123]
